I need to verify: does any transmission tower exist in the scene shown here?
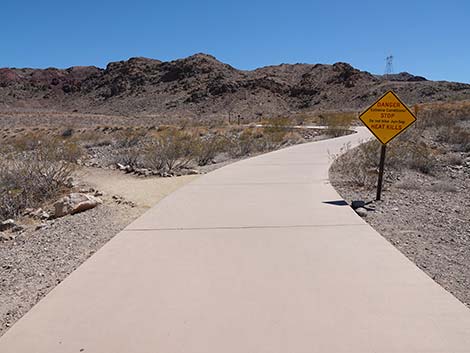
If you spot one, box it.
[385,55,394,75]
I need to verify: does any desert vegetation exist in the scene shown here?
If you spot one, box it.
[330,101,470,188]
[0,136,82,220]
[0,116,343,224]
[84,120,334,176]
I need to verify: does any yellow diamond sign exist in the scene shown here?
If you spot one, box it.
[359,90,416,144]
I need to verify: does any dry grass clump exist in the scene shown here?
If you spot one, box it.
[0,137,82,220]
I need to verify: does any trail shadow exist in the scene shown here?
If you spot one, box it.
[322,200,349,206]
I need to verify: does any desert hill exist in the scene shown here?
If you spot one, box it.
[1,53,470,119]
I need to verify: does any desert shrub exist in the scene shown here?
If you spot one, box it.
[115,146,143,168]
[5,134,82,162]
[77,130,114,148]
[225,127,274,157]
[444,153,464,166]
[428,181,458,193]
[114,129,148,148]
[418,102,470,129]
[143,129,197,173]
[395,179,422,190]
[419,109,452,128]
[292,113,320,126]
[0,138,80,220]
[107,129,150,168]
[193,134,229,166]
[282,131,306,145]
[331,134,437,188]
[437,127,470,152]
[330,140,381,187]
[262,118,292,148]
[386,139,437,174]
[228,129,257,157]
[322,112,355,137]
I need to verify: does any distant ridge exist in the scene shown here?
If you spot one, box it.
[1,53,470,119]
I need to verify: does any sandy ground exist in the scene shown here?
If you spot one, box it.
[79,167,199,210]
[0,169,198,337]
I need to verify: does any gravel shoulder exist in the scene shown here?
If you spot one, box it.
[0,169,198,337]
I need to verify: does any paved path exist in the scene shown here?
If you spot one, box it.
[1,128,470,352]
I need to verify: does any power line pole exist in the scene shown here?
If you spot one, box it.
[385,55,394,75]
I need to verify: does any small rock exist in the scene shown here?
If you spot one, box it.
[355,207,368,217]
[11,225,24,233]
[0,232,15,241]
[23,208,34,216]
[30,208,50,220]
[0,219,17,232]
[35,223,48,231]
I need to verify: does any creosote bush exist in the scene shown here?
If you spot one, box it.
[0,137,82,220]
[193,134,228,166]
[108,122,319,174]
[143,129,197,173]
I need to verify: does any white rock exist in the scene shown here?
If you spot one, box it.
[0,219,16,231]
[355,207,368,217]
[54,193,102,218]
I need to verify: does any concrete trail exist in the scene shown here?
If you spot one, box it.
[1,128,470,352]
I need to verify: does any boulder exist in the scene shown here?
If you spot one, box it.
[54,193,102,218]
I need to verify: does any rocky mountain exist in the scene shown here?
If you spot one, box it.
[1,53,470,119]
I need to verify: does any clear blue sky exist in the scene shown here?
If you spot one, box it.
[2,0,470,83]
